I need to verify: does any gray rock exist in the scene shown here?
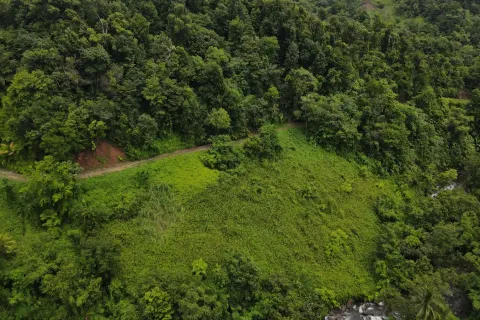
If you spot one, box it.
[326,301,395,320]
[363,307,375,315]
[358,305,365,314]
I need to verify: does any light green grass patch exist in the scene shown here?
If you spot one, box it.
[101,128,396,301]
[79,151,219,209]
[0,129,397,303]
[132,134,195,159]
[441,97,471,106]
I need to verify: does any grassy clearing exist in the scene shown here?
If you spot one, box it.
[441,97,471,106]
[92,128,396,300]
[370,0,397,22]
[79,150,219,210]
[0,128,397,302]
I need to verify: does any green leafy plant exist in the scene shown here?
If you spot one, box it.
[142,287,173,320]
[0,233,16,256]
[202,135,242,171]
[243,125,282,160]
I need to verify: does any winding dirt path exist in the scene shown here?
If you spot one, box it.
[0,169,28,182]
[0,123,304,182]
[79,144,212,179]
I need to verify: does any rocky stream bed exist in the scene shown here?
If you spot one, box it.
[325,302,397,320]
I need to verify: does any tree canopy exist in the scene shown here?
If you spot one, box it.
[0,0,480,319]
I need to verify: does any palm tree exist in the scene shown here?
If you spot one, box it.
[0,233,16,256]
[0,142,19,166]
[411,287,447,320]
[0,142,18,158]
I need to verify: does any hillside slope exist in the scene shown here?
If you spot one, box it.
[80,128,393,301]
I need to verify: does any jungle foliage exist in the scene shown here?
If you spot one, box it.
[0,0,480,319]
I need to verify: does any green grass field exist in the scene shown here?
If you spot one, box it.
[0,128,397,303]
[74,128,395,301]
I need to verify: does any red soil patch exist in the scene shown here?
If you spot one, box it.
[458,89,471,100]
[75,141,126,171]
[362,0,375,10]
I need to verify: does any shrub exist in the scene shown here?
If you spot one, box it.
[325,229,349,259]
[191,258,208,279]
[0,233,16,256]
[202,135,241,171]
[436,169,458,189]
[206,108,231,131]
[131,114,159,148]
[134,170,151,188]
[142,287,172,320]
[20,156,81,227]
[340,181,353,193]
[375,193,404,222]
[243,125,282,160]
[314,288,340,309]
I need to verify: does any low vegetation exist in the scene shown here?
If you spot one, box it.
[0,128,393,318]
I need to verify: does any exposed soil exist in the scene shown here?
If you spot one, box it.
[362,0,376,11]
[78,145,211,179]
[75,140,126,171]
[0,170,27,182]
[458,89,471,100]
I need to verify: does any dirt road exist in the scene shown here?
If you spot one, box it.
[0,123,304,181]
[0,169,28,182]
[78,144,211,179]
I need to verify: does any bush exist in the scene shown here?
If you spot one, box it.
[340,181,353,193]
[0,233,16,256]
[202,135,242,171]
[436,169,458,189]
[206,108,231,131]
[134,170,151,188]
[131,114,159,149]
[375,193,404,222]
[142,287,172,320]
[325,229,349,259]
[243,125,282,160]
[20,156,81,227]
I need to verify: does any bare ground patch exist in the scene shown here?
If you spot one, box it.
[458,89,471,100]
[75,141,126,171]
[0,170,27,182]
[362,0,376,10]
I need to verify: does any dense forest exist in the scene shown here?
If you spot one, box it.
[1,0,480,318]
